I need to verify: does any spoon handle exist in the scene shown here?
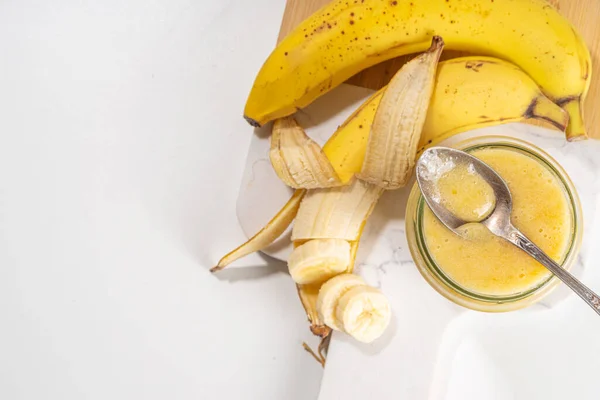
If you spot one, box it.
[506,226,600,316]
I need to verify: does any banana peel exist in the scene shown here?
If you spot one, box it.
[359,37,444,189]
[211,190,305,272]
[270,117,342,189]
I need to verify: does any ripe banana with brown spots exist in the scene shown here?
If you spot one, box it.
[244,0,590,140]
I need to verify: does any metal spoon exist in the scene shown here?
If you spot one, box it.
[416,146,600,315]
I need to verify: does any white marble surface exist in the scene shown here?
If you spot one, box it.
[0,1,323,399]
[238,83,600,399]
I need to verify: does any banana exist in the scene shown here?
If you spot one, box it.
[359,37,443,189]
[292,178,383,241]
[270,117,342,189]
[316,273,366,331]
[210,190,305,272]
[215,55,570,343]
[244,0,590,140]
[335,285,392,343]
[288,239,351,285]
[419,56,569,151]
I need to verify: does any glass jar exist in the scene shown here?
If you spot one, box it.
[405,136,582,312]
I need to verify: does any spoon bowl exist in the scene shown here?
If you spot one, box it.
[416,147,514,237]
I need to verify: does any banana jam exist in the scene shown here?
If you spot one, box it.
[435,163,496,222]
[422,146,573,297]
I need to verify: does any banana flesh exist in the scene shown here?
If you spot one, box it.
[270,117,342,189]
[210,190,305,272]
[288,239,351,285]
[316,273,391,343]
[316,273,366,331]
[335,285,391,343]
[292,178,383,241]
[359,37,444,189]
[244,0,590,140]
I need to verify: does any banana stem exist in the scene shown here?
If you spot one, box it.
[301,332,331,367]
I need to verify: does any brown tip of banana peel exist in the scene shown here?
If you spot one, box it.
[210,265,224,273]
[244,115,261,127]
[429,35,445,51]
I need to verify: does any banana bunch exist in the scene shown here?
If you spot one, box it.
[212,49,569,345]
[244,0,590,141]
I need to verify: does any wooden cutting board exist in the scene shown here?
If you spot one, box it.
[277,0,600,139]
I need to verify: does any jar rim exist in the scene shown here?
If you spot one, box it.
[407,135,583,309]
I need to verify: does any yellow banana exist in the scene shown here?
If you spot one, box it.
[420,57,570,149]
[244,0,590,140]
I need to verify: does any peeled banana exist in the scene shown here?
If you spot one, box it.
[214,55,571,344]
[292,178,383,241]
[244,0,590,140]
[270,117,342,189]
[359,37,443,189]
[288,239,351,285]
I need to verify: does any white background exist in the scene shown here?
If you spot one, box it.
[0,1,323,399]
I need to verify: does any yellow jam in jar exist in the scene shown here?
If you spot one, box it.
[422,147,573,297]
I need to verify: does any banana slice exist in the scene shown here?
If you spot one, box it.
[336,285,392,343]
[288,239,351,285]
[270,117,342,189]
[317,273,366,331]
